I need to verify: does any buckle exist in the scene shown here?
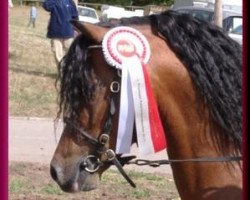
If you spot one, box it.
[105,149,116,161]
[110,81,120,93]
[99,134,109,145]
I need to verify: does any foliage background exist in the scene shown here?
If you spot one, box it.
[79,0,174,6]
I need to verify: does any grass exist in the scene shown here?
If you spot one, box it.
[9,179,27,193]
[9,161,179,200]
[40,184,64,195]
[9,6,58,117]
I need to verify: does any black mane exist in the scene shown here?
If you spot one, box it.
[152,11,242,151]
[57,10,242,152]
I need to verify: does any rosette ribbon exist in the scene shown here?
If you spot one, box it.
[102,27,167,155]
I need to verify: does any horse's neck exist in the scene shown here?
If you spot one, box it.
[158,84,242,199]
[149,59,242,200]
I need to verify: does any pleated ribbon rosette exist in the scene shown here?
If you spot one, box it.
[102,26,166,155]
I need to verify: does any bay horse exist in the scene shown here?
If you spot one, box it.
[50,10,242,199]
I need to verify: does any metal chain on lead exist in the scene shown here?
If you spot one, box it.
[124,156,242,167]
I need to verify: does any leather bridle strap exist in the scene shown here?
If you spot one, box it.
[105,150,136,187]
[64,117,136,188]
[64,117,100,146]
[112,157,136,187]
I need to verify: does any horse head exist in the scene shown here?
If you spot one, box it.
[50,22,123,192]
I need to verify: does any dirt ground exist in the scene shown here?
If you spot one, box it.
[9,161,179,200]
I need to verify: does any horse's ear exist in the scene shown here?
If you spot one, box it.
[71,20,108,43]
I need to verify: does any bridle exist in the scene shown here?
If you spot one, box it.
[64,81,137,187]
[64,44,242,188]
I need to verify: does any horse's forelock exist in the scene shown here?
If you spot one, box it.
[56,35,91,121]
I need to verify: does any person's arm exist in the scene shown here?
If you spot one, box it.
[43,0,56,12]
[70,0,79,20]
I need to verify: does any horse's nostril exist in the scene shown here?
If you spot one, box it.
[50,164,58,182]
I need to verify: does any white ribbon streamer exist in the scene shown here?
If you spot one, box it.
[126,57,154,155]
[115,66,135,154]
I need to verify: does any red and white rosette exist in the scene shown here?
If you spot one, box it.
[102,26,150,68]
[102,27,166,155]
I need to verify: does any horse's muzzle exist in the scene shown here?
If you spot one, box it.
[50,159,99,192]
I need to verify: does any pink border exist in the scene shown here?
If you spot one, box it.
[0,2,246,200]
[242,0,247,199]
[0,0,8,200]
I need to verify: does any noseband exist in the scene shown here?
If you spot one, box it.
[64,44,242,188]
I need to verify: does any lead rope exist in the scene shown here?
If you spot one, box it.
[117,155,242,168]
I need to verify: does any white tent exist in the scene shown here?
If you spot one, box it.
[9,0,13,8]
[101,6,143,20]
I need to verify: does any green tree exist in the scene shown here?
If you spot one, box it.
[80,0,131,6]
[80,0,174,6]
[128,0,174,6]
